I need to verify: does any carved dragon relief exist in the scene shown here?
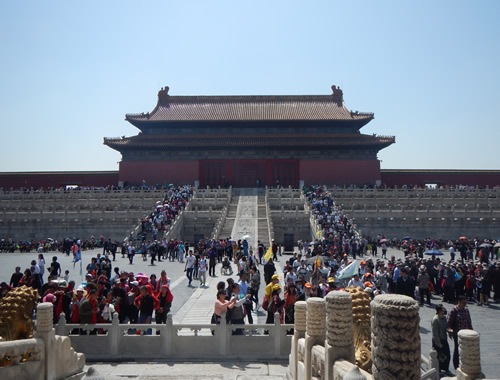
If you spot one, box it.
[345,286,372,373]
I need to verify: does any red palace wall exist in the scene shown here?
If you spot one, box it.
[119,161,200,186]
[300,160,381,185]
[199,159,299,187]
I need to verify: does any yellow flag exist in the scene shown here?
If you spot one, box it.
[264,246,273,262]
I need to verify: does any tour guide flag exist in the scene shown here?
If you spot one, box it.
[337,260,360,280]
[264,246,273,262]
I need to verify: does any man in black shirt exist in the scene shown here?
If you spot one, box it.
[395,267,415,298]
[9,266,23,287]
[49,256,61,277]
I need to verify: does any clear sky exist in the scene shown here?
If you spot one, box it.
[1,1,499,172]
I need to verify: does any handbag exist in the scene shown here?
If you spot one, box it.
[262,295,269,311]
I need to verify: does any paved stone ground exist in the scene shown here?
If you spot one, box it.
[1,246,498,377]
[84,362,288,380]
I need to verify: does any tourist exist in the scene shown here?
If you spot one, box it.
[49,256,61,277]
[38,254,46,284]
[432,304,452,376]
[19,268,33,287]
[156,285,173,326]
[492,262,500,302]
[347,273,363,288]
[228,283,250,335]
[477,264,491,306]
[442,264,456,303]
[238,272,252,324]
[78,289,98,334]
[213,289,235,324]
[447,295,473,370]
[208,248,217,277]
[395,267,415,298]
[198,253,208,287]
[266,284,284,325]
[185,250,195,286]
[127,244,135,264]
[155,270,170,293]
[134,286,159,335]
[249,266,261,307]
[9,266,23,288]
[417,265,431,306]
[264,258,276,284]
[284,283,297,325]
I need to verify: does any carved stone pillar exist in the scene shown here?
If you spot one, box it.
[325,291,355,380]
[305,298,326,380]
[457,329,484,380]
[371,294,420,380]
[289,301,306,380]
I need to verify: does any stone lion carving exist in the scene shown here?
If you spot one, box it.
[0,286,39,341]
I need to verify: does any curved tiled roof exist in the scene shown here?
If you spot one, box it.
[104,133,394,150]
[125,88,374,123]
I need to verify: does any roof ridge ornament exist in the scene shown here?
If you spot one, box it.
[331,85,343,104]
[158,86,170,105]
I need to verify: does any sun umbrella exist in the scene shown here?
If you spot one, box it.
[379,238,389,243]
[424,248,443,256]
[479,243,492,248]
[459,236,467,240]
[402,236,411,240]
[241,234,251,240]
[493,242,500,248]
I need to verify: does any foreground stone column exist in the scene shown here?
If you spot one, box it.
[457,329,485,380]
[35,303,56,380]
[325,291,355,380]
[289,301,307,380]
[305,298,326,380]
[371,294,420,380]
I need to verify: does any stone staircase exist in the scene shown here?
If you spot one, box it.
[217,193,239,239]
[257,193,271,247]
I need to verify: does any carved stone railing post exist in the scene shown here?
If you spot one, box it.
[110,313,120,356]
[289,301,306,380]
[160,313,173,356]
[325,291,355,380]
[371,294,420,380]
[457,329,484,380]
[273,312,282,358]
[305,298,326,380]
[55,313,67,336]
[35,303,56,380]
[218,312,228,357]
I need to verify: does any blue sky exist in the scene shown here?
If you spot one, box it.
[1,1,499,171]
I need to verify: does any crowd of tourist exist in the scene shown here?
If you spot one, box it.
[1,183,500,375]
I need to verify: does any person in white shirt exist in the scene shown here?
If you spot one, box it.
[347,274,364,288]
[285,267,297,285]
[198,254,208,287]
[184,250,196,286]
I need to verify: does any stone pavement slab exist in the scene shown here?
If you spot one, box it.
[84,361,287,380]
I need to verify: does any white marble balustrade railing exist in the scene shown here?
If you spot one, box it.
[53,312,292,361]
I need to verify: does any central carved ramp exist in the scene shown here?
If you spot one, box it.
[231,188,260,250]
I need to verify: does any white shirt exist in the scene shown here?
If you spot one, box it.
[285,272,297,285]
[199,258,207,272]
[185,255,196,269]
[348,278,364,288]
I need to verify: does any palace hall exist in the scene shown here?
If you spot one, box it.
[104,86,394,187]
